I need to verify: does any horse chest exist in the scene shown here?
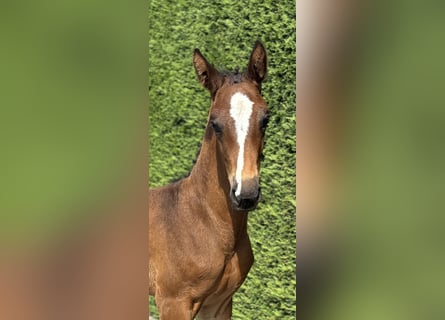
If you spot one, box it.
[211,242,254,295]
[218,253,248,291]
[194,247,253,318]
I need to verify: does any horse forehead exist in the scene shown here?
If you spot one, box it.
[229,92,254,118]
[215,84,264,113]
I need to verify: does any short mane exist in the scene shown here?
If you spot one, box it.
[220,68,245,85]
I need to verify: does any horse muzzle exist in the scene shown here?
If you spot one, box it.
[229,178,261,211]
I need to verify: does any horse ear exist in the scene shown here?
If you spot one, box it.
[193,49,222,96]
[247,41,267,87]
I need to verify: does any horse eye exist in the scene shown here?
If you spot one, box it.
[260,114,270,131]
[210,121,222,135]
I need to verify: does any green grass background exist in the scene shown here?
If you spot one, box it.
[148,0,296,318]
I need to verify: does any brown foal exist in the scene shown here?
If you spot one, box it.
[149,41,269,319]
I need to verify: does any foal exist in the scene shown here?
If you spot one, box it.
[149,41,269,320]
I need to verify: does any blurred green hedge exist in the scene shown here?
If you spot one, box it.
[148,1,295,318]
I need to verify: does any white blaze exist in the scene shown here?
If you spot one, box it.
[230,92,254,197]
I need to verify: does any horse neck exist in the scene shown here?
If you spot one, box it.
[186,130,249,243]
